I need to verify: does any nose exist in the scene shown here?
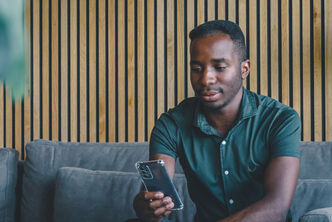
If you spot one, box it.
[201,68,216,86]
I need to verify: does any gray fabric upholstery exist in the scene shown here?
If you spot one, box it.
[10,140,332,222]
[53,167,195,222]
[299,207,332,222]
[20,140,150,222]
[0,148,18,222]
[20,139,184,222]
[299,142,332,179]
[290,179,332,221]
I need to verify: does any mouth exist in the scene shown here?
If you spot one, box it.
[199,90,221,102]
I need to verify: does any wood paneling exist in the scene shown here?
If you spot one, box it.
[1,0,331,158]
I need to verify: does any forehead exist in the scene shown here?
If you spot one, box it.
[190,33,235,59]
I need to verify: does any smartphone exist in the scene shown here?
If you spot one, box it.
[135,159,184,210]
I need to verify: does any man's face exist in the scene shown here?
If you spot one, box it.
[190,33,247,111]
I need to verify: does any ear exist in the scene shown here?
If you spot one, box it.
[241,59,250,80]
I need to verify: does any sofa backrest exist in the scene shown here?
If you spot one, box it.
[17,140,332,222]
[19,139,184,222]
[290,142,332,221]
[299,141,332,179]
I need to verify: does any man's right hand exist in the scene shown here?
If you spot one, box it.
[133,191,174,222]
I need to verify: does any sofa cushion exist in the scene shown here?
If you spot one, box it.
[53,167,195,222]
[0,148,18,222]
[20,140,149,222]
[290,179,332,222]
[20,139,185,222]
[299,142,332,179]
[299,207,332,222]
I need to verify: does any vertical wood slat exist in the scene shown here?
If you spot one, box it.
[157,0,165,118]
[167,0,175,110]
[303,0,311,141]
[5,89,12,148]
[51,0,59,140]
[177,0,185,104]
[207,0,215,21]
[60,0,68,142]
[42,0,49,139]
[260,0,268,96]
[326,0,332,140]
[127,0,135,141]
[281,0,290,106]
[14,100,22,157]
[228,0,236,22]
[292,0,302,121]
[218,0,226,20]
[187,0,195,98]
[147,0,155,140]
[197,0,205,24]
[109,0,116,142]
[80,0,87,142]
[89,0,97,142]
[238,0,247,87]
[70,0,78,142]
[33,0,40,140]
[99,0,107,142]
[271,0,279,101]
[23,0,31,153]
[137,0,145,141]
[249,0,257,92]
[0,84,3,147]
[313,0,322,140]
[117,0,125,142]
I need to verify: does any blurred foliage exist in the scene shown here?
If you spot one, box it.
[0,0,26,100]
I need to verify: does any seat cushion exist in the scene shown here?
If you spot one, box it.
[20,140,149,222]
[290,179,332,221]
[53,167,195,222]
[0,148,18,222]
[299,207,332,222]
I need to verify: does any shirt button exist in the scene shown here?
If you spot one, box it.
[229,199,234,204]
[222,140,226,145]
[224,170,229,175]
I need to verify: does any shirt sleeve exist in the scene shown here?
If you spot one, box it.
[269,108,301,158]
[149,113,179,159]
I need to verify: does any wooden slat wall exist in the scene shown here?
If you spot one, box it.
[0,0,331,159]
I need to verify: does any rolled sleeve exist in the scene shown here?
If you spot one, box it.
[269,109,301,158]
[149,113,179,159]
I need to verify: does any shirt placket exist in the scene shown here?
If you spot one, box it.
[219,138,236,215]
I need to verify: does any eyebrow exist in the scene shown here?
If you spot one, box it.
[190,58,228,65]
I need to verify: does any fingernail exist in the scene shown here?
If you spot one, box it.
[155,192,163,198]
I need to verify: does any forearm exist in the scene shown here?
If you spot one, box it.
[217,197,288,222]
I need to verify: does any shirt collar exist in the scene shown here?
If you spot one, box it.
[193,87,258,136]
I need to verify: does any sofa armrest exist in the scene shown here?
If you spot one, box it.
[299,207,332,222]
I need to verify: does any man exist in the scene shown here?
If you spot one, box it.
[133,20,300,222]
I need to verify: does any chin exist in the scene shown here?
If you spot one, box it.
[200,99,227,111]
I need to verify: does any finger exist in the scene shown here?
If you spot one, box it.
[150,196,172,209]
[163,210,172,217]
[153,206,169,217]
[143,191,164,200]
[153,201,174,217]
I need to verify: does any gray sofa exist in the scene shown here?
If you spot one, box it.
[0,140,332,222]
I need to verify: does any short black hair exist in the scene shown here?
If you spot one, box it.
[189,20,247,62]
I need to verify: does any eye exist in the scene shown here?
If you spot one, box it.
[215,66,227,72]
[191,65,203,72]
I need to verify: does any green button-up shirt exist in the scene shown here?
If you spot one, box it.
[150,88,301,221]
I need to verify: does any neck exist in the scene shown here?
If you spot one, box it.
[203,88,243,136]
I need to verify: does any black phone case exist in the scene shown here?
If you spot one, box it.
[135,160,184,210]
